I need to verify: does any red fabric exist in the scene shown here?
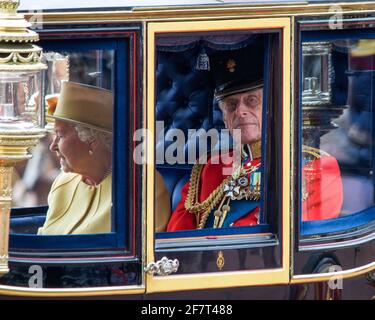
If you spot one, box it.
[232,207,259,226]
[166,181,196,231]
[167,154,343,231]
[350,55,375,71]
[301,156,343,221]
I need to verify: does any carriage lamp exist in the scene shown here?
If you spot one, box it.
[0,0,47,275]
[302,42,333,106]
[43,52,69,131]
[301,41,345,144]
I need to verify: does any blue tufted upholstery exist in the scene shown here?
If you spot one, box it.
[155,45,227,211]
[155,47,215,160]
[10,215,46,234]
[157,167,190,211]
[9,207,48,234]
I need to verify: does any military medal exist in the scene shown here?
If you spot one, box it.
[223,163,261,201]
[213,163,261,228]
[184,141,262,229]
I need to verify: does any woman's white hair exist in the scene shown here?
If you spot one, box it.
[74,124,112,152]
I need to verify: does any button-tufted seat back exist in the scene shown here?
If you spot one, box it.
[155,46,226,211]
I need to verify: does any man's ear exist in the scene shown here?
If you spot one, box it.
[88,139,100,153]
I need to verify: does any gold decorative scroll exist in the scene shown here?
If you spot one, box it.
[0,166,13,275]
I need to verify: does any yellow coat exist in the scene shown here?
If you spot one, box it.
[38,172,112,235]
[155,170,171,232]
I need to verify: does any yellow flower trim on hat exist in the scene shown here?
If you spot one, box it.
[45,94,59,116]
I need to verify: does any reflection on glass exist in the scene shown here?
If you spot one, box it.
[302,38,375,220]
[11,49,115,235]
[302,42,332,106]
[43,52,70,95]
[0,72,43,127]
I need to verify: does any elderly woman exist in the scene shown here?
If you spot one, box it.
[38,81,113,235]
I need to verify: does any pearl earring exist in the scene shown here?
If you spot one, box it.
[89,150,93,155]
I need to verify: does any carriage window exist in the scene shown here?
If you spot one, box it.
[0,30,142,290]
[11,50,114,235]
[10,47,115,236]
[152,30,283,238]
[301,38,375,235]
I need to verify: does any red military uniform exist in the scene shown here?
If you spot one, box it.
[167,144,343,231]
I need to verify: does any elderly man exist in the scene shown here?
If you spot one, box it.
[167,43,343,231]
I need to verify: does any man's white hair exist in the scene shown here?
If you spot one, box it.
[74,124,112,152]
[218,100,225,111]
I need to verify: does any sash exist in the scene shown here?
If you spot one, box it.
[205,199,260,228]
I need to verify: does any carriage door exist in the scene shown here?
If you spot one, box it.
[145,18,292,293]
[292,15,375,298]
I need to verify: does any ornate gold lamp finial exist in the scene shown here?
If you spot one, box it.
[0,0,20,15]
[0,0,47,276]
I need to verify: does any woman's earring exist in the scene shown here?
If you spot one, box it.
[89,150,93,155]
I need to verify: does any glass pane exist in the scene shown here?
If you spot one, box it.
[301,39,375,222]
[152,30,279,234]
[0,71,44,129]
[11,49,115,235]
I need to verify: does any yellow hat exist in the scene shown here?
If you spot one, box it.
[350,39,375,57]
[51,81,113,133]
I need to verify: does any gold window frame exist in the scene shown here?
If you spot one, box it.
[146,17,291,293]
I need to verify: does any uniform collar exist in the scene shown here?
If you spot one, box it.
[242,140,261,160]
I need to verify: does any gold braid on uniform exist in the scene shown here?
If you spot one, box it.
[184,163,231,229]
[301,145,331,201]
[185,141,262,229]
[302,145,329,158]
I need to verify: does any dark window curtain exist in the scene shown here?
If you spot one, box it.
[264,32,283,235]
